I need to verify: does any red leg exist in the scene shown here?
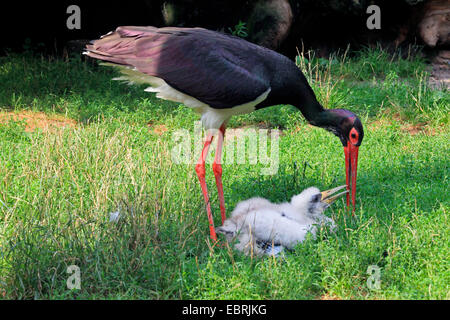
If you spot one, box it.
[195,131,217,241]
[212,125,226,224]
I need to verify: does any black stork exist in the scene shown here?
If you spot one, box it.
[84,26,364,241]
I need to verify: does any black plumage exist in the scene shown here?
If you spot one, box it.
[85,26,317,112]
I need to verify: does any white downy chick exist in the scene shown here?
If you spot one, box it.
[216,186,347,256]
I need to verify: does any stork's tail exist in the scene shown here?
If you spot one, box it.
[83,26,158,64]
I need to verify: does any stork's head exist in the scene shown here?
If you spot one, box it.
[317,109,364,147]
[317,109,364,213]
[216,219,238,242]
[291,186,348,218]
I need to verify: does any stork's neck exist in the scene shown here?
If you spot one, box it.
[296,102,352,137]
[294,101,338,127]
[308,107,343,129]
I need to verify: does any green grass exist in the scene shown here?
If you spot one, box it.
[0,47,449,299]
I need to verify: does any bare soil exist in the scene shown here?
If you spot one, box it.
[0,111,77,132]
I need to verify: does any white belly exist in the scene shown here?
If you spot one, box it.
[105,63,271,129]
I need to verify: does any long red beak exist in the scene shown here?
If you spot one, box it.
[344,142,359,213]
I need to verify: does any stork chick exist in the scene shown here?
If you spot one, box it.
[216,186,347,256]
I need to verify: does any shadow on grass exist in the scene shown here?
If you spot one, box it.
[0,54,182,123]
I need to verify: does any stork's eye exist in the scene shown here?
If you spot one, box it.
[311,194,321,203]
[349,128,359,144]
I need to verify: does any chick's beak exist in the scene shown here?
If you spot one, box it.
[321,185,349,205]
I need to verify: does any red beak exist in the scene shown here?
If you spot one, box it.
[344,142,359,213]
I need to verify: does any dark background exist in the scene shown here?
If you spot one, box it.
[0,1,420,58]
[1,1,158,53]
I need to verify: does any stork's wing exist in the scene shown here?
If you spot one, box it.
[85,26,270,109]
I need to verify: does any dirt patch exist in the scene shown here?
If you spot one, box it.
[317,294,340,300]
[0,111,77,132]
[292,123,313,134]
[368,118,389,132]
[368,114,437,136]
[147,123,168,135]
[401,123,428,135]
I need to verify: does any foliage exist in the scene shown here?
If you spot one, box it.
[228,21,249,38]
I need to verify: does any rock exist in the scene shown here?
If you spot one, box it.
[429,50,450,89]
[246,0,294,49]
[154,0,293,50]
[418,0,450,47]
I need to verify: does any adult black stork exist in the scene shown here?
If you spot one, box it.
[84,26,364,241]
